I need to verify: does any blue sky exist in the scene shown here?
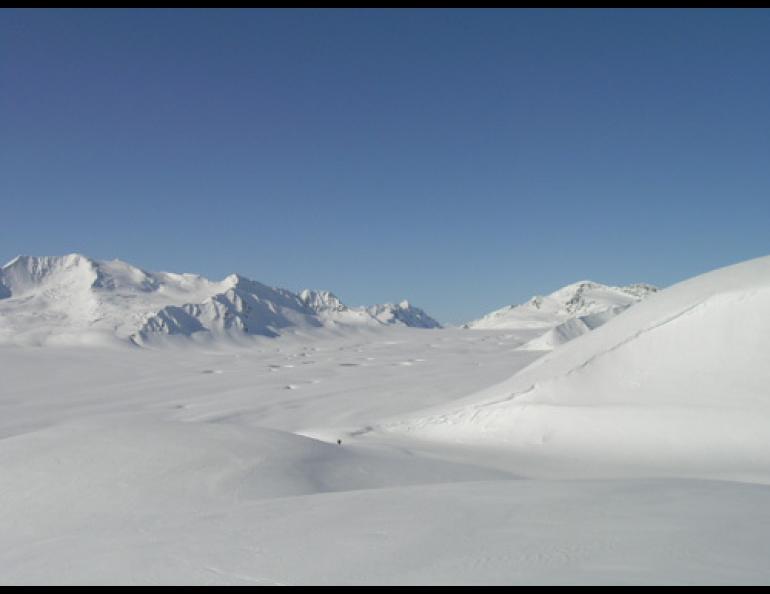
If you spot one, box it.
[2,9,770,323]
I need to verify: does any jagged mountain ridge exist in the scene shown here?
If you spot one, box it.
[0,254,441,346]
[366,300,442,329]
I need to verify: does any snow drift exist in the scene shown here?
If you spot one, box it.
[384,255,770,482]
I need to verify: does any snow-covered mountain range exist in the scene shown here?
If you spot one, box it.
[0,253,657,349]
[4,251,770,584]
[464,281,658,350]
[0,254,441,346]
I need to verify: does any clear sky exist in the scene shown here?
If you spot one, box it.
[2,9,770,324]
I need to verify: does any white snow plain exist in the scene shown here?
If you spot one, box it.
[2,255,770,584]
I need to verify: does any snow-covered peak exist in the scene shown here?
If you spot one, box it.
[296,290,443,329]
[1,253,99,297]
[298,289,347,313]
[367,301,442,329]
[0,254,230,299]
[465,280,657,331]
[3,253,89,271]
[619,283,659,299]
[549,280,658,317]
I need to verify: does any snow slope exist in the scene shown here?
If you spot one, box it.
[516,306,623,351]
[0,254,440,346]
[3,254,770,584]
[382,255,770,482]
[465,281,657,349]
[4,325,770,584]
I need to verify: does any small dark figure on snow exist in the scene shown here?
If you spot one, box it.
[337,439,342,445]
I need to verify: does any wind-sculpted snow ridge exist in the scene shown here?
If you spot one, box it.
[464,280,657,350]
[381,255,770,483]
[517,306,626,351]
[0,254,441,346]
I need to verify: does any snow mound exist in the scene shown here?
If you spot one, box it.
[384,255,770,482]
[0,254,442,346]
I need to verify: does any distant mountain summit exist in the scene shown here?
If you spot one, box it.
[296,290,441,329]
[464,281,657,350]
[0,254,441,346]
[298,289,347,313]
[366,300,442,329]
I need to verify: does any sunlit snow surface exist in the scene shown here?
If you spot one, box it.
[3,256,770,584]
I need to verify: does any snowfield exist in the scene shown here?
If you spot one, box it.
[2,254,770,584]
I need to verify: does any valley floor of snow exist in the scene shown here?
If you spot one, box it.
[2,326,769,585]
